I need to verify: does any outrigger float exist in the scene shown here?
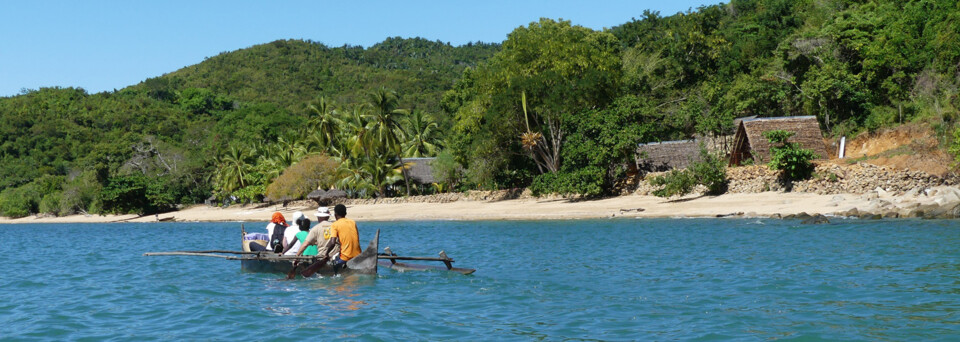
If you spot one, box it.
[143,225,475,277]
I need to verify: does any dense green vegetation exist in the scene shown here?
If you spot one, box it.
[445,0,960,196]
[764,130,819,181]
[0,39,496,217]
[649,147,729,198]
[1,0,958,217]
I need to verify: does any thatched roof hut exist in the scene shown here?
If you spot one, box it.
[635,139,701,172]
[729,116,827,166]
[403,157,436,184]
[308,189,347,205]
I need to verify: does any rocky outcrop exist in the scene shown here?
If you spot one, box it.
[722,162,958,195]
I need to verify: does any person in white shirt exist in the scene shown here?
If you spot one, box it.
[281,211,307,255]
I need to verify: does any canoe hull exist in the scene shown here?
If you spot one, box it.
[240,230,379,277]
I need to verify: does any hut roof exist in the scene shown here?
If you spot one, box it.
[729,115,827,165]
[307,189,325,200]
[732,115,757,129]
[403,157,436,184]
[308,189,347,204]
[636,139,701,172]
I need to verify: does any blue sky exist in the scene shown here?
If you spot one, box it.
[0,0,722,97]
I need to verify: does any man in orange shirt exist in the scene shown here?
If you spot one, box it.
[318,204,361,267]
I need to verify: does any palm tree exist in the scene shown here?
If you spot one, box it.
[366,87,412,196]
[402,111,441,157]
[216,146,254,193]
[259,136,308,182]
[307,97,340,153]
[360,154,403,198]
[338,104,372,159]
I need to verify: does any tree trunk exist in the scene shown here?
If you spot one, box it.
[397,153,411,197]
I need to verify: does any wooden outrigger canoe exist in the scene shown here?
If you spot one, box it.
[145,225,475,276]
[239,229,379,277]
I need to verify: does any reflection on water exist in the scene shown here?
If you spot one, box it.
[308,274,376,312]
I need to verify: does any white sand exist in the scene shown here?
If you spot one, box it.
[0,192,872,223]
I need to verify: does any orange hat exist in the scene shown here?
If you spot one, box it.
[271,212,288,226]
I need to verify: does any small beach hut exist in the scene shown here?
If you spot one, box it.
[728,115,827,166]
[635,139,702,172]
[403,157,437,185]
[308,189,347,205]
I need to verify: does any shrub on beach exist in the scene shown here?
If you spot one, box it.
[529,167,605,197]
[649,169,696,198]
[0,183,41,218]
[264,154,339,203]
[649,146,728,198]
[764,130,819,181]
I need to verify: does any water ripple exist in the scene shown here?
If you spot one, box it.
[2,219,960,340]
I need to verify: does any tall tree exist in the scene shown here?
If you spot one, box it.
[366,87,412,196]
[215,146,253,193]
[402,111,441,157]
[307,96,340,152]
[453,18,622,176]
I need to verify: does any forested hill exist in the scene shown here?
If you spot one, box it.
[141,38,500,115]
[0,38,498,216]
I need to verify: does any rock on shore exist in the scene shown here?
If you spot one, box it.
[638,162,960,219]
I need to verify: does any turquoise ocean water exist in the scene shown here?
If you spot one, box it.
[1,218,959,340]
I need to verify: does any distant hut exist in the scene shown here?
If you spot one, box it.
[635,139,702,172]
[397,157,437,194]
[728,116,827,166]
[404,157,436,185]
[308,189,347,206]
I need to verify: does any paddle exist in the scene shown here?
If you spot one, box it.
[285,261,301,279]
[299,255,332,278]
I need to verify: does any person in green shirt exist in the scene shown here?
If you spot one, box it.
[282,214,318,256]
[296,207,336,258]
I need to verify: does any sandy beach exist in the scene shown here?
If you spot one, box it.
[0,191,895,224]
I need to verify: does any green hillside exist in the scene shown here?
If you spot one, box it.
[0,38,498,216]
[146,38,499,115]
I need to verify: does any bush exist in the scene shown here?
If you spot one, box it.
[431,150,462,191]
[950,126,960,167]
[649,146,727,198]
[764,130,819,181]
[99,175,150,214]
[232,184,266,204]
[59,170,102,215]
[0,183,41,218]
[530,167,605,197]
[264,154,339,202]
[649,169,696,198]
[39,192,62,216]
[689,147,728,195]
[99,174,177,215]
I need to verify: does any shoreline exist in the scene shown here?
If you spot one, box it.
[2,187,957,224]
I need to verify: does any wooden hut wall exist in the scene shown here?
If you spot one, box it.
[735,116,827,165]
[729,123,752,166]
[636,140,701,172]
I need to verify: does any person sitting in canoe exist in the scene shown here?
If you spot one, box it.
[295,207,336,258]
[249,212,289,252]
[298,204,360,268]
[293,207,338,259]
[281,211,313,255]
[280,211,309,255]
